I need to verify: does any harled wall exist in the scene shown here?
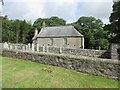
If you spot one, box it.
[37,37,83,49]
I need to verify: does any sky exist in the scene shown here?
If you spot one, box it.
[1,0,113,24]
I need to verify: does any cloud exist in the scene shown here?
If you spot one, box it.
[42,1,78,22]
[76,1,113,23]
[3,0,45,22]
[0,2,3,13]
[4,0,113,2]
[3,0,113,24]
[23,0,45,22]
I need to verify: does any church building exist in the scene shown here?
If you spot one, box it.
[32,25,84,49]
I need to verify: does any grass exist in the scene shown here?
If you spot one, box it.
[2,57,119,88]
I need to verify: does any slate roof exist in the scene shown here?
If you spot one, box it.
[37,26,83,38]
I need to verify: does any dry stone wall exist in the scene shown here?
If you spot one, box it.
[61,48,110,58]
[111,43,120,60]
[2,42,110,59]
[38,46,110,59]
[2,50,120,80]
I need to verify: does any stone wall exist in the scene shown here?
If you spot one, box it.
[38,46,110,59]
[37,37,84,49]
[111,43,120,60]
[48,47,60,54]
[1,42,112,59]
[2,50,120,80]
[62,48,110,58]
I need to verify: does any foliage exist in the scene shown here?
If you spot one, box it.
[72,16,109,49]
[33,16,66,31]
[2,16,13,42]
[2,15,111,49]
[2,57,118,88]
[2,16,33,43]
[2,16,66,44]
[104,1,120,42]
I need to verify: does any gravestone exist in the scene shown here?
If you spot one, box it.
[46,46,49,53]
[32,43,35,51]
[28,43,31,51]
[59,47,62,54]
[0,43,2,55]
[22,45,25,51]
[43,46,45,52]
[36,44,39,51]
[25,45,28,51]
[9,44,12,50]
[3,42,8,49]
[14,45,17,50]
[111,43,120,60]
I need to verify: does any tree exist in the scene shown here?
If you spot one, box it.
[19,20,31,43]
[106,1,120,42]
[33,16,66,31]
[73,16,109,49]
[49,16,66,26]
[2,16,13,42]
[2,16,33,43]
[12,19,21,43]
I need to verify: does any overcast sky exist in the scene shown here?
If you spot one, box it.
[1,0,113,24]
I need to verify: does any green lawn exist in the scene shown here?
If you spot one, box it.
[1,57,119,88]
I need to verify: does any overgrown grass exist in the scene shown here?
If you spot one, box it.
[2,57,119,88]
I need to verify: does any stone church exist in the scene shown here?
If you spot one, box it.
[32,25,84,49]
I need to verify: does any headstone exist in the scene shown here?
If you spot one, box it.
[32,43,35,51]
[37,44,39,51]
[46,46,49,53]
[15,45,17,50]
[28,43,31,51]
[60,47,62,54]
[26,45,28,51]
[67,44,69,48]
[43,46,45,52]
[3,42,8,49]
[22,45,25,51]
[0,43,2,54]
[9,45,12,50]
